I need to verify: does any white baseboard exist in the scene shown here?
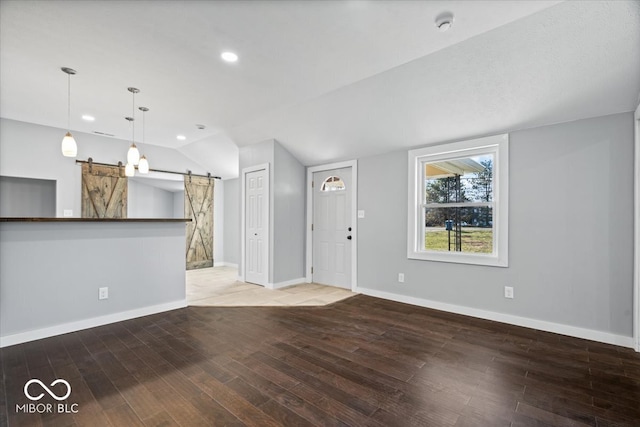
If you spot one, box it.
[357,287,635,349]
[214,262,239,268]
[0,299,187,348]
[267,277,306,290]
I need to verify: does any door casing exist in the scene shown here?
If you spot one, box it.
[306,160,358,291]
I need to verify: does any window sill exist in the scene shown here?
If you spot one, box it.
[408,251,508,267]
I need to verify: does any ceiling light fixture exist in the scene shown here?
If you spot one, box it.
[125,161,135,177]
[82,114,95,122]
[221,51,238,62]
[435,12,454,32]
[177,135,186,141]
[138,106,150,174]
[126,87,140,171]
[61,67,77,157]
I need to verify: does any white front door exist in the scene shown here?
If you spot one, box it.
[312,167,352,289]
[245,168,268,286]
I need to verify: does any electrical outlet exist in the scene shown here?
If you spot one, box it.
[99,287,109,300]
[358,210,365,218]
[504,286,514,299]
[63,209,73,217]
[398,273,405,283]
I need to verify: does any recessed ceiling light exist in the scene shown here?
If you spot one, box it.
[82,114,95,122]
[177,135,186,141]
[221,51,238,63]
[435,12,454,32]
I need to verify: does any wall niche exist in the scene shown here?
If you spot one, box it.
[0,176,56,217]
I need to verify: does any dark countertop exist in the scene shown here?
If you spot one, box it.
[0,217,192,222]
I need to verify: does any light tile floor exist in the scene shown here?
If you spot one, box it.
[186,266,356,307]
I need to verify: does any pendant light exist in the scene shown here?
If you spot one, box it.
[124,116,135,177]
[137,106,149,174]
[126,87,140,166]
[61,67,77,157]
[125,161,135,177]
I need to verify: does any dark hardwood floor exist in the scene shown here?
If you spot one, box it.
[1,294,639,426]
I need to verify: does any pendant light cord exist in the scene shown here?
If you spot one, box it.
[67,73,71,132]
[131,90,135,144]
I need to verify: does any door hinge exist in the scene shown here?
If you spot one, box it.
[311,267,313,274]
[312,181,314,188]
[311,223,314,231]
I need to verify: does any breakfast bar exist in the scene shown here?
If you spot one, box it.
[0,217,190,347]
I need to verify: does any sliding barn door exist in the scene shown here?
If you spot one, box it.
[81,163,127,218]
[185,176,214,270]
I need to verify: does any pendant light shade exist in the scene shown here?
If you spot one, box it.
[138,155,149,174]
[125,162,135,177]
[61,67,77,157]
[61,132,77,157]
[127,144,140,165]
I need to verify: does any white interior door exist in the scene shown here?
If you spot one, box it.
[245,168,268,286]
[312,167,352,289]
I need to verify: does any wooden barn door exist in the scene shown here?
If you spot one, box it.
[81,163,127,218]
[185,176,214,270]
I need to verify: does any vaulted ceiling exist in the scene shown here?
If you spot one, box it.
[1,1,639,179]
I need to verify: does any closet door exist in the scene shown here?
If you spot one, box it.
[244,167,268,286]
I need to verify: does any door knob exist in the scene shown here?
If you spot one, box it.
[347,235,352,240]
[348,227,352,231]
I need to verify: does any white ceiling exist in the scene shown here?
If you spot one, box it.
[1,1,639,179]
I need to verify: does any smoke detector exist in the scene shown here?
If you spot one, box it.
[435,12,454,32]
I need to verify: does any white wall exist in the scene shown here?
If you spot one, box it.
[273,141,306,283]
[0,221,186,346]
[238,139,305,284]
[128,179,175,218]
[214,179,224,265]
[173,190,185,219]
[0,118,211,218]
[356,112,634,343]
[223,178,240,266]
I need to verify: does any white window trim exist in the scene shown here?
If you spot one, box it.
[407,134,509,267]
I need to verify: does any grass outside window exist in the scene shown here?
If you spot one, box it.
[425,227,493,253]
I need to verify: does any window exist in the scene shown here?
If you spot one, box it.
[321,176,345,192]
[407,134,509,267]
